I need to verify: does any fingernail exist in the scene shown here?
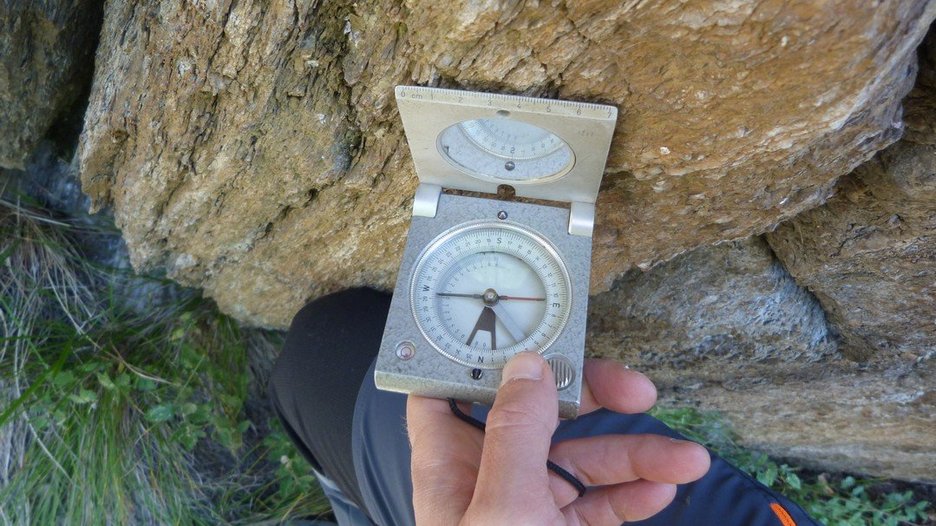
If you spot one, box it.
[501,352,544,385]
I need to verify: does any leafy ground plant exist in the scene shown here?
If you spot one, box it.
[0,198,328,524]
[651,406,933,526]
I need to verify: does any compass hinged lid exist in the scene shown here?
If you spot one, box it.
[395,86,618,205]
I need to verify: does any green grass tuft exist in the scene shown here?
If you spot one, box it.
[0,199,329,524]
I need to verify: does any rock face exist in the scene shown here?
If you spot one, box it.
[588,238,934,483]
[743,27,935,480]
[0,0,102,169]
[78,0,936,328]
[767,142,936,361]
[757,117,936,481]
[767,24,936,361]
[63,0,936,481]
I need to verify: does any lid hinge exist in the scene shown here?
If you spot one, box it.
[568,202,595,237]
[412,183,442,218]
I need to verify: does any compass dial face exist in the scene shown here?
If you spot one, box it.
[437,118,575,183]
[410,221,572,369]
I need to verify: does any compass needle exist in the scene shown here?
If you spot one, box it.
[499,295,546,301]
[437,292,483,300]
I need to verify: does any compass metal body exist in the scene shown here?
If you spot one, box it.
[375,86,617,418]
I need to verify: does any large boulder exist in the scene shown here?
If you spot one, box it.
[0,0,102,168]
[78,0,936,328]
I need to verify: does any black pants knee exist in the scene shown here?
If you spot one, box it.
[268,288,391,512]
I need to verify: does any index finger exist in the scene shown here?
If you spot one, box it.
[578,358,657,416]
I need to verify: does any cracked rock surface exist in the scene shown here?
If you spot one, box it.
[78,0,936,328]
[767,27,936,364]
[768,141,936,362]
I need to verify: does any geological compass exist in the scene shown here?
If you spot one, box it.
[375,86,617,418]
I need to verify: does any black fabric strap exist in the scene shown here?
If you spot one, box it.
[447,398,588,498]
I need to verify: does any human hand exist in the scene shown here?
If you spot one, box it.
[407,352,711,525]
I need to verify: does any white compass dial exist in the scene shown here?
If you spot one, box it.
[410,221,572,369]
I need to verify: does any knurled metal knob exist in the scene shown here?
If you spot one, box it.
[545,354,575,391]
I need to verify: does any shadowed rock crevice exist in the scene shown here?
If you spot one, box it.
[0,0,105,169]
[587,233,933,482]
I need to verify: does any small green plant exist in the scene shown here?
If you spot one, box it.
[0,199,328,524]
[651,406,932,526]
[260,425,328,518]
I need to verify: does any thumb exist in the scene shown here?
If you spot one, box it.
[471,352,559,510]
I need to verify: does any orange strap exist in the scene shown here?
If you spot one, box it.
[770,502,797,526]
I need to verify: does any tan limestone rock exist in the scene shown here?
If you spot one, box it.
[663,361,936,483]
[78,0,936,328]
